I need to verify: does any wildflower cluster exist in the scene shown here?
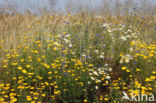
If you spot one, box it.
[0,14,155,103]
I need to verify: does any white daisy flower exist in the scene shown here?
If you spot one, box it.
[121,36,127,41]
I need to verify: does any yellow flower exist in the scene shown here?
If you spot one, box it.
[18,66,22,70]
[64,89,67,92]
[44,82,49,86]
[22,69,27,73]
[89,64,93,67]
[21,59,24,62]
[83,99,87,102]
[100,97,103,100]
[41,94,46,97]
[126,69,130,72]
[152,71,156,74]
[11,98,17,102]
[45,65,50,69]
[26,65,31,68]
[136,68,141,71]
[150,76,155,80]
[0,83,5,87]
[104,98,108,101]
[11,63,17,66]
[0,98,4,102]
[121,67,127,70]
[53,47,58,51]
[26,96,32,101]
[149,87,152,90]
[35,40,40,44]
[145,78,151,82]
[51,95,55,99]
[54,90,60,95]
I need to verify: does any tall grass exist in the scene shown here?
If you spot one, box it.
[0,12,155,102]
[0,1,156,102]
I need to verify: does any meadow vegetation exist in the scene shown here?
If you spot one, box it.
[0,4,156,103]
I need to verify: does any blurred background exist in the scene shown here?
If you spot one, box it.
[0,0,156,15]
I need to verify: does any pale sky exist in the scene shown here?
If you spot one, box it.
[0,0,155,14]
